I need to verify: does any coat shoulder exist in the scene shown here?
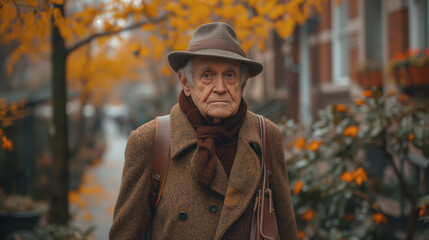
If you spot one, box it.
[125,119,157,165]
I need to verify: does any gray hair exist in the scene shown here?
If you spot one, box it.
[179,58,249,86]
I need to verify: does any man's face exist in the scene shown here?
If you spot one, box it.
[179,56,248,123]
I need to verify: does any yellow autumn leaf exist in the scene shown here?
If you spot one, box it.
[274,16,295,39]
[256,0,276,16]
[37,12,51,39]
[129,42,139,52]
[141,23,155,31]
[26,0,39,7]
[1,4,17,27]
[258,41,265,51]
[50,0,65,5]
[268,4,285,20]
[52,8,63,25]
[58,23,74,41]
[139,47,150,57]
[161,64,172,77]
[143,1,159,18]
[73,23,86,38]
[24,12,36,27]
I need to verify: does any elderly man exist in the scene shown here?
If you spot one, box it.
[110,22,298,239]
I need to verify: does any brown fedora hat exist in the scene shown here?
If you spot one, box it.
[167,22,263,78]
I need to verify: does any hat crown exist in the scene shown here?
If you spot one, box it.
[166,22,263,77]
[187,22,241,50]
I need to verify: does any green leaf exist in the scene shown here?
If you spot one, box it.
[417,194,429,206]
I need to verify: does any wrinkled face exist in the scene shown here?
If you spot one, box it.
[179,56,248,123]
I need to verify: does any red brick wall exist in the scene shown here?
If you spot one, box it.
[318,1,332,32]
[319,42,332,84]
[349,0,359,19]
[349,46,359,84]
[388,8,409,59]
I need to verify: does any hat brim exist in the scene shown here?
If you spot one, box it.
[167,49,263,78]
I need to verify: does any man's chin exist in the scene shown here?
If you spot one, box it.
[207,111,234,122]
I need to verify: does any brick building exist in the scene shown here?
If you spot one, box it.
[260,0,428,126]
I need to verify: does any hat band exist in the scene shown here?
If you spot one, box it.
[187,39,246,58]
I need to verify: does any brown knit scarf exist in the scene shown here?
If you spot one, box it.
[178,91,247,186]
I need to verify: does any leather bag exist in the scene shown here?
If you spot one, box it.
[250,114,280,240]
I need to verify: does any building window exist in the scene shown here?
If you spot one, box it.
[409,0,429,48]
[365,0,383,63]
[332,0,349,85]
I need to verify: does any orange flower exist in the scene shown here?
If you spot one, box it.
[340,171,353,183]
[344,126,359,138]
[398,94,409,102]
[83,210,92,221]
[352,167,367,186]
[420,205,427,217]
[1,135,13,151]
[407,47,420,56]
[298,230,305,239]
[306,140,323,152]
[355,98,364,106]
[301,209,315,221]
[363,90,372,98]
[295,137,306,150]
[372,213,387,224]
[408,133,415,141]
[388,90,396,96]
[336,104,347,112]
[293,180,304,195]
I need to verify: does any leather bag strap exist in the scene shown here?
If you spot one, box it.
[150,115,171,210]
[251,114,279,240]
[257,114,273,186]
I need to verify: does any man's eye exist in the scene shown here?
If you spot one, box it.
[203,73,212,78]
[225,72,237,81]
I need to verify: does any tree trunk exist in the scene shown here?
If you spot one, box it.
[49,4,69,224]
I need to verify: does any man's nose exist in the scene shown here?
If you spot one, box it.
[213,76,227,93]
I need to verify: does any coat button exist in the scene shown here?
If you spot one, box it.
[209,205,218,213]
[179,212,187,221]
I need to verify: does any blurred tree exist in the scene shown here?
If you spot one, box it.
[0,0,334,224]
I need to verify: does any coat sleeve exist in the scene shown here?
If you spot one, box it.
[265,119,298,240]
[109,120,156,240]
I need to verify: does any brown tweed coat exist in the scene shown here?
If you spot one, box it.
[109,104,298,240]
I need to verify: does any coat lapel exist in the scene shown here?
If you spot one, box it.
[170,104,198,160]
[214,112,262,240]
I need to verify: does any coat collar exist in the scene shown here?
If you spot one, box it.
[169,104,262,162]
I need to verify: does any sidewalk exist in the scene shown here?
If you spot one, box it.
[70,118,128,239]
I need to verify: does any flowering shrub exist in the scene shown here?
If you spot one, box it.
[280,88,429,239]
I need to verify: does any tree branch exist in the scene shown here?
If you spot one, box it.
[382,131,417,240]
[66,12,169,55]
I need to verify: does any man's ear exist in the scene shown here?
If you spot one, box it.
[178,71,191,96]
[241,73,249,92]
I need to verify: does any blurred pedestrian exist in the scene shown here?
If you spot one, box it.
[110,22,298,239]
